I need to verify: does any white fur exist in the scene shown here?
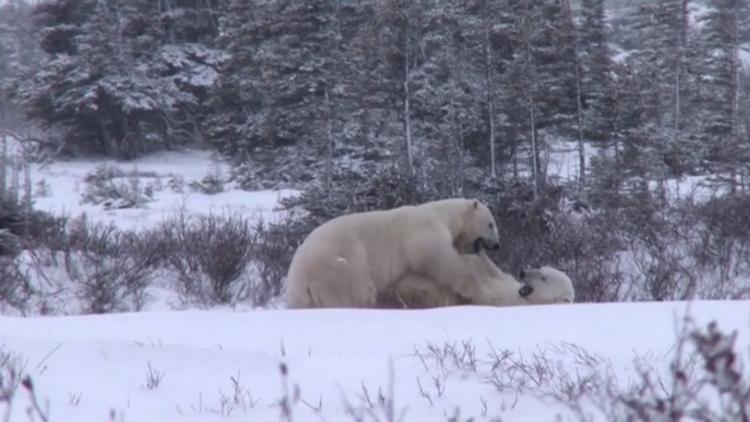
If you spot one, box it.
[286,199,500,308]
[386,252,575,308]
[518,266,575,304]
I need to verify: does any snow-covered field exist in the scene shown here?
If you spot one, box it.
[2,301,748,422]
[28,148,298,231]
[1,147,748,421]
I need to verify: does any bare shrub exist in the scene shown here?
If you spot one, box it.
[0,347,48,422]
[0,257,34,314]
[342,360,408,422]
[406,316,748,422]
[250,215,308,305]
[157,210,256,305]
[537,319,748,421]
[142,362,164,391]
[0,229,21,259]
[547,211,627,302]
[22,215,159,314]
[63,220,159,313]
[615,193,750,302]
[0,349,21,421]
[687,194,750,299]
[216,370,260,417]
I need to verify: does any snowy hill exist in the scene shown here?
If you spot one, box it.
[1,300,748,422]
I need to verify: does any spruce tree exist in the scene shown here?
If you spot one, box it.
[15,0,224,158]
[697,0,750,188]
[578,0,612,142]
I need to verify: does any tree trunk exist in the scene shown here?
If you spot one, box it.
[672,0,689,154]
[485,27,497,179]
[325,90,334,198]
[729,3,740,193]
[522,13,540,201]
[511,122,519,180]
[160,0,176,44]
[528,95,539,201]
[563,0,586,190]
[0,136,6,199]
[403,50,413,177]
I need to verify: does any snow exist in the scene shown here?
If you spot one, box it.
[545,139,597,183]
[740,43,750,71]
[609,43,632,64]
[1,300,748,421]
[160,44,229,88]
[687,2,712,29]
[29,148,298,231]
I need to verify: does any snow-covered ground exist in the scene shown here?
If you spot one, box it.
[1,300,748,422]
[28,148,298,231]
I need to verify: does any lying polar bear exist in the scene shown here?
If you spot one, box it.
[379,251,575,308]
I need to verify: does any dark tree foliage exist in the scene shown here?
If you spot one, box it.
[12,0,227,158]
[0,0,41,131]
[2,0,749,201]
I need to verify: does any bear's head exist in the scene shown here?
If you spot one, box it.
[518,266,575,304]
[460,200,501,254]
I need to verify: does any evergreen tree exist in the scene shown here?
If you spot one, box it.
[494,0,579,199]
[414,2,481,196]
[578,0,612,142]
[373,0,427,179]
[0,0,39,131]
[14,0,225,158]
[209,0,370,189]
[697,0,750,188]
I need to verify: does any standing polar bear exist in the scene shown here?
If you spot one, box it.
[286,198,500,308]
[381,251,575,308]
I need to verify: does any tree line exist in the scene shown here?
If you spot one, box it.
[1,0,749,203]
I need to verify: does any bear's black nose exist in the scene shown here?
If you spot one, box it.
[519,284,533,297]
[491,243,500,250]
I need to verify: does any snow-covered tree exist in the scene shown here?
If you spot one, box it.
[578,0,612,142]
[696,0,750,189]
[0,0,40,131]
[14,0,225,158]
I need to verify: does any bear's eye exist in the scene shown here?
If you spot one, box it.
[542,276,547,282]
[488,222,494,229]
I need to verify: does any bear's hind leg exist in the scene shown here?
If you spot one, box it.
[304,249,377,308]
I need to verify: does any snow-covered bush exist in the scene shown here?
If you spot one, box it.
[188,163,225,195]
[82,164,157,209]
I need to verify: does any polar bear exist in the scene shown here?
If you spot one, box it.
[517,266,575,304]
[380,251,574,308]
[286,198,500,308]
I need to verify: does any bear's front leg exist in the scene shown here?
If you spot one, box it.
[412,242,483,302]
